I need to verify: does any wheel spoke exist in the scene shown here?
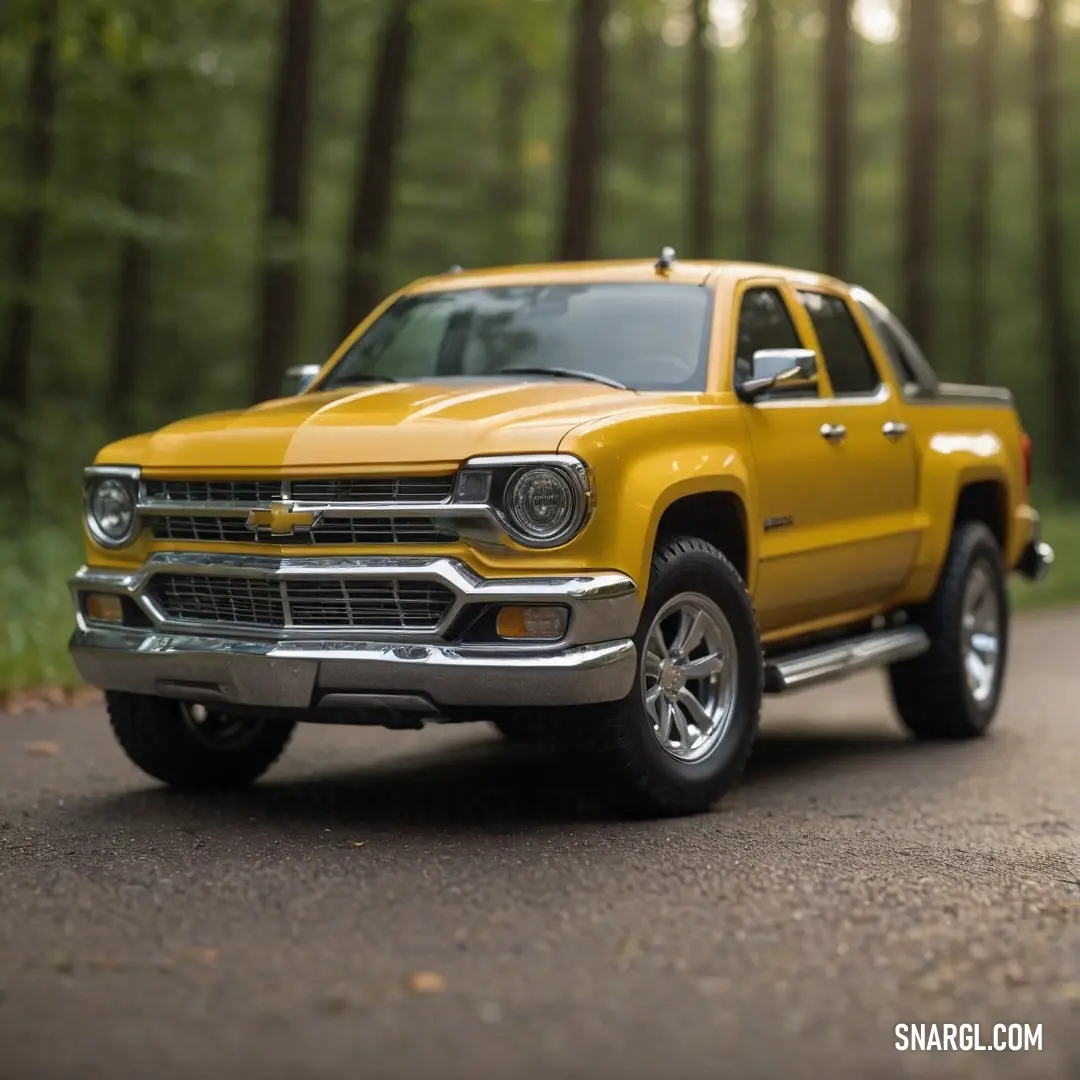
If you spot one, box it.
[970,632,997,658]
[965,651,990,694]
[657,699,674,743]
[649,625,670,662]
[671,704,692,749]
[644,684,663,722]
[677,687,713,734]
[644,651,664,678]
[672,608,706,655]
[679,651,724,679]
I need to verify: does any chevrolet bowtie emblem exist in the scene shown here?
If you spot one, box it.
[246,501,321,537]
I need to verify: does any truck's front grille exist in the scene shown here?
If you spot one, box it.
[143,476,455,506]
[151,517,458,545]
[148,574,456,632]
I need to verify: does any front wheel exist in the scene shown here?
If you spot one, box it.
[107,692,295,790]
[582,536,763,817]
[889,520,1009,740]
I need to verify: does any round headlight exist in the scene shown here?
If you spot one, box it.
[504,466,581,544]
[87,478,136,546]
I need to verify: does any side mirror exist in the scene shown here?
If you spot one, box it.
[737,348,818,403]
[281,364,322,397]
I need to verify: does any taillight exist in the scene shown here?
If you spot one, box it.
[1021,432,1032,491]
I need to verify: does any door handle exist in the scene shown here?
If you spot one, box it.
[820,423,847,443]
[882,421,910,440]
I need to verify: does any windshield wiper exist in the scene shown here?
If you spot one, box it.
[495,366,628,390]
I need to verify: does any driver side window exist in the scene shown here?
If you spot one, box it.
[734,288,811,395]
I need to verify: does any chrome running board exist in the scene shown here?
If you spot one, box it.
[764,626,931,694]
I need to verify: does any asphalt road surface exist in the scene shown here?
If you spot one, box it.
[2,609,1078,1080]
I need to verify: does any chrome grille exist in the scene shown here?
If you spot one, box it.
[143,476,455,506]
[151,517,458,545]
[143,479,284,505]
[291,477,454,503]
[149,574,455,631]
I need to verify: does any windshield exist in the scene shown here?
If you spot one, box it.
[320,283,713,392]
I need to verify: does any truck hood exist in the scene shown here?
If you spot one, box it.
[99,381,655,472]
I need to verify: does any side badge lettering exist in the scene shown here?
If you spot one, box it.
[764,515,795,532]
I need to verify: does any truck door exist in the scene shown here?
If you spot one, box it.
[791,286,921,606]
[733,282,878,631]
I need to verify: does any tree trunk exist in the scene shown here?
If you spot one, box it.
[1033,0,1078,492]
[556,0,610,262]
[108,72,153,435]
[252,0,318,404]
[963,0,998,386]
[491,45,531,263]
[1,0,59,425]
[339,0,414,340]
[746,0,776,261]
[687,0,714,257]
[821,0,851,278]
[901,0,941,352]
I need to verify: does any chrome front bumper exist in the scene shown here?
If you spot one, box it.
[69,554,640,716]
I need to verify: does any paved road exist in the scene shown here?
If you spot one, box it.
[2,610,1078,1080]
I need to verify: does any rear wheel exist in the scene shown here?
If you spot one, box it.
[580,536,763,817]
[889,520,1009,739]
[107,692,295,790]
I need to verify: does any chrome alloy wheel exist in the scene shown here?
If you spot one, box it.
[961,560,1001,705]
[180,703,263,750]
[641,592,739,763]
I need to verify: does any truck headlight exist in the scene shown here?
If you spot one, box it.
[85,468,139,548]
[456,455,592,548]
[505,467,578,542]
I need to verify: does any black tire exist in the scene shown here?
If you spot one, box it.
[106,691,295,791]
[578,535,763,818]
[888,520,1009,740]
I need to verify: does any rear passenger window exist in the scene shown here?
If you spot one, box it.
[797,291,881,395]
[733,288,804,386]
[857,301,919,390]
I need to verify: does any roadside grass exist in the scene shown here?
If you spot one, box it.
[1,505,1078,699]
[1,524,85,697]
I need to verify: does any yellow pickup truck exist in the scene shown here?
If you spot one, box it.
[70,252,1054,816]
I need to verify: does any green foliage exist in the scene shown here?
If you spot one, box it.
[1,525,84,694]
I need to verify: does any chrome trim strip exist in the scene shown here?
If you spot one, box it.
[69,626,637,709]
[70,554,639,645]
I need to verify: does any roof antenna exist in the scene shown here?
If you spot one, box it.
[655,246,676,273]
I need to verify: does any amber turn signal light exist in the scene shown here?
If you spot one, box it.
[495,605,568,641]
[85,593,124,623]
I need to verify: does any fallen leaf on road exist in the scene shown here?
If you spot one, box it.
[184,948,220,966]
[23,741,60,757]
[353,841,366,847]
[407,971,445,994]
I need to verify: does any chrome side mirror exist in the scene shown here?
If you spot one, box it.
[281,364,322,397]
[737,348,818,403]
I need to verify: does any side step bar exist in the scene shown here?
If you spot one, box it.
[764,626,931,694]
